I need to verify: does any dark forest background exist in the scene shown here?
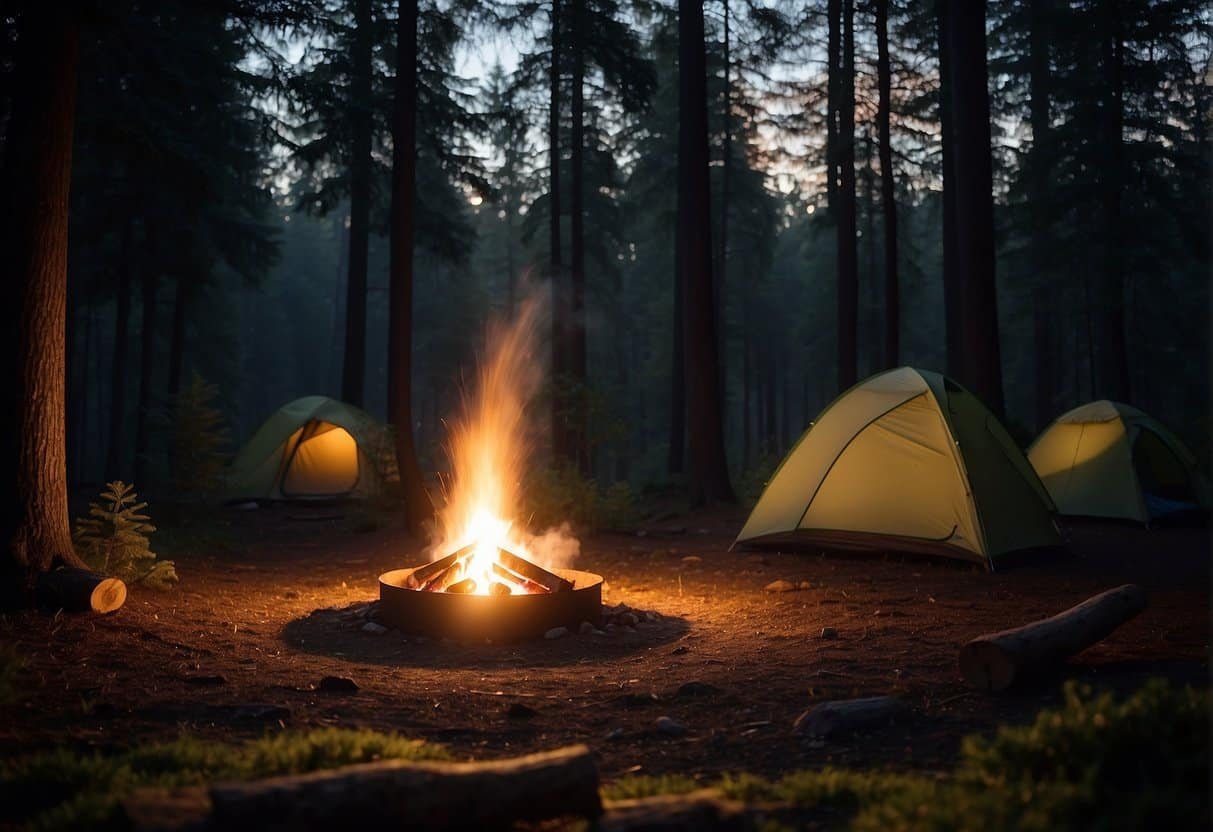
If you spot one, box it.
[6,0,1208,500]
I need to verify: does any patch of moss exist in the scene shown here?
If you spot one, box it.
[0,728,448,831]
[601,773,700,801]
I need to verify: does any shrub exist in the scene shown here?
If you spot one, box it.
[74,481,177,589]
[602,774,700,801]
[172,372,229,495]
[522,466,637,532]
[0,729,448,831]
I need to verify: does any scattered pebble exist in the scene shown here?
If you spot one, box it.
[820,627,838,640]
[579,621,597,634]
[506,702,538,720]
[655,716,687,737]
[544,626,569,640]
[764,580,798,593]
[317,675,359,693]
[283,590,301,600]
[361,622,388,635]
[671,645,689,655]
[798,581,812,590]
[605,727,625,741]
[681,555,703,564]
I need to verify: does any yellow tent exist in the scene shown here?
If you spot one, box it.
[226,396,392,500]
[1028,400,1208,523]
[735,367,1061,569]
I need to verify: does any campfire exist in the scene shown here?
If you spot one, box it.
[379,297,603,640]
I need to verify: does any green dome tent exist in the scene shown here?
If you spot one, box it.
[1028,400,1208,523]
[226,396,392,500]
[735,367,1061,570]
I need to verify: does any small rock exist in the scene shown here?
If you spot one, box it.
[618,612,639,627]
[506,702,538,720]
[544,626,569,640]
[361,622,388,635]
[605,727,625,741]
[671,645,689,655]
[764,579,797,593]
[820,627,838,640]
[183,674,226,686]
[283,590,301,600]
[317,675,359,693]
[579,621,597,634]
[231,703,291,722]
[675,681,721,698]
[604,623,618,632]
[655,716,687,737]
[644,611,659,622]
[798,581,812,590]
[681,555,702,564]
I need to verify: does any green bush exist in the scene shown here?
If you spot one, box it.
[521,466,637,532]
[172,372,230,495]
[0,729,448,831]
[602,773,700,801]
[73,481,177,589]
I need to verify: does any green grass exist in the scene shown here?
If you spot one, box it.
[0,729,448,831]
[606,679,1211,832]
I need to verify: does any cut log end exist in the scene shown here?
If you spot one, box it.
[90,577,127,613]
[957,640,1017,693]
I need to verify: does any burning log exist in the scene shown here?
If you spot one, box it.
[488,581,511,595]
[959,584,1148,692]
[492,561,550,594]
[420,562,463,592]
[406,545,471,589]
[498,547,574,593]
[445,578,477,594]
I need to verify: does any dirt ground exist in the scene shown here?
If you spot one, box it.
[1,502,1208,784]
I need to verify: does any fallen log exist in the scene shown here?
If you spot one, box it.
[599,790,746,832]
[406,545,469,588]
[792,695,907,738]
[201,744,600,831]
[492,561,551,594]
[36,567,126,613]
[959,583,1148,692]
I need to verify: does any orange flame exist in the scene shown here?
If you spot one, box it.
[431,297,547,594]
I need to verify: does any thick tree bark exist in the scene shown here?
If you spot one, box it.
[1028,0,1052,428]
[946,0,1003,414]
[936,0,961,376]
[388,0,435,537]
[549,0,566,463]
[717,0,730,436]
[104,222,134,482]
[568,0,588,475]
[1099,0,1130,402]
[835,0,858,392]
[826,0,840,217]
[678,0,734,504]
[875,0,899,369]
[342,0,373,408]
[1,5,87,604]
[135,267,158,486]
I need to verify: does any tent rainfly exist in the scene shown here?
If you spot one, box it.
[1028,400,1208,523]
[735,367,1062,569]
[226,396,391,500]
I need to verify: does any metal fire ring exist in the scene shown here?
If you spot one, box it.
[378,567,603,642]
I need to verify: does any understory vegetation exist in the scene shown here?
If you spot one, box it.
[73,482,177,589]
[3,680,1205,831]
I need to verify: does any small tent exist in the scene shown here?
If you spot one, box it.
[735,367,1061,569]
[226,396,391,500]
[1028,400,1208,523]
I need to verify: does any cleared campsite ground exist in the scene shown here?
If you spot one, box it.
[0,501,1207,782]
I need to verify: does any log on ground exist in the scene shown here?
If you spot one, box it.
[600,790,747,832]
[35,567,126,613]
[959,583,1148,692]
[203,744,600,830]
[792,696,907,738]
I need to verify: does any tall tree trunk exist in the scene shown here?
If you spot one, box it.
[863,134,879,375]
[74,285,94,484]
[104,223,134,482]
[946,0,1003,414]
[741,295,751,469]
[568,0,588,474]
[549,0,566,463]
[875,0,899,368]
[2,5,87,602]
[135,267,157,486]
[1028,0,1051,424]
[1099,0,1129,402]
[342,0,373,408]
[717,0,730,441]
[668,242,685,474]
[166,275,188,400]
[835,0,858,392]
[388,0,435,536]
[678,0,734,505]
[936,0,960,375]
[763,332,775,450]
[826,0,840,217]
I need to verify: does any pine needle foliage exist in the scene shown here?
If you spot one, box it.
[172,372,230,495]
[74,482,177,589]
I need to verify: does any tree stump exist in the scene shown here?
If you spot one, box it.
[36,567,126,613]
[959,584,1147,692]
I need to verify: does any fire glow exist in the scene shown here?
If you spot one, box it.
[410,296,575,596]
